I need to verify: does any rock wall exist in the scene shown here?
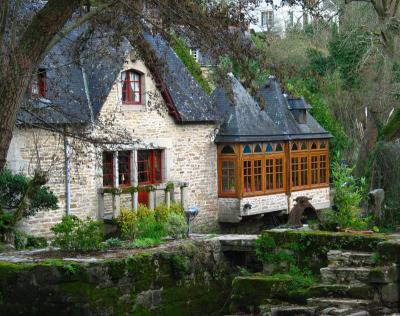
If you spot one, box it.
[0,240,233,316]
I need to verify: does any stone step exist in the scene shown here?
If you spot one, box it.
[327,250,375,268]
[320,267,371,284]
[269,305,317,315]
[307,284,375,300]
[307,297,374,310]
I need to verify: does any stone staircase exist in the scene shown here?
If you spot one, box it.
[305,249,397,316]
[258,249,398,316]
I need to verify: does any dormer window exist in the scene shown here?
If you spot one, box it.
[31,68,47,98]
[121,70,142,104]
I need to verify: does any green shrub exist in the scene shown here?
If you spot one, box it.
[331,161,368,229]
[128,237,161,249]
[104,237,123,248]
[0,169,58,234]
[118,203,186,242]
[51,215,104,251]
[164,212,187,239]
[26,235,47,248]
[117,208,138,240]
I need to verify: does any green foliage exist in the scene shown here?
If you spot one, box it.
[0,169,58,233]
[104,238,123,248]
[331,161,368,229]
[170,34,212,94]
[164,212,187,239]
[51,215,104,252]
[128,237,161,249]
[286,79,349,159]
[117,203,187,244]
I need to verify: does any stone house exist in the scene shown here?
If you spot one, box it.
[246,0,339,37]
[6,29,331,236]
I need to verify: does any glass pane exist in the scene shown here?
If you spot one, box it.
[118,151,131,186]
[254,144,262,153]
[291,143,298,151]
[275,144,283,152]
[266,143,273,153]
[138,150,151,184]
[254,160,262,191]
[243,160,252,192]
[291,157,299,186]
[311,156,318,184]
[266,159,274,190]
[243,145,252,154]
[301,143,307,150]
[221,145,235,154]
[222,160,235,193]
[102,152,114,187]
[320,142,326,149]
[300,156,308,186]
[311,142,317,150]
[275,158,283,189]
[319,155,327,184]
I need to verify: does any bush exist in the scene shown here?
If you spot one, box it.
[331,161,368,229]
[0,169,58,235]
[128,237,161,249]
[164,212,187,239]
[104,237,123,248]
[51,215,104,251]
[118,203,186,242]
[118,208,138,240]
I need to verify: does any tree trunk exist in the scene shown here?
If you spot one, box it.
[354,108,379,177]
[0,0,84,171]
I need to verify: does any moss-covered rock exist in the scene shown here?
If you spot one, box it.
[260,230,388,272]
[0,240,233,316]
[230,273,305,313]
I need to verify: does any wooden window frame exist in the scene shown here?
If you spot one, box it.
[30,69,47,98]
[102,152,114,187]
[122,70,142,105]
[138,149,163,185]
[118,151,131,187]
[290,140,330,192]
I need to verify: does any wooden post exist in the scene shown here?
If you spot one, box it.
[98,191,105,219]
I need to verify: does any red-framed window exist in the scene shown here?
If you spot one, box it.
[118,151,131,187]
[102,151,131,187]
[137,150,163,185]
[121,70,142,104]
[31,69,47,98]
[102,152,114,187]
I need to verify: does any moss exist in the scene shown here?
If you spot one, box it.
[259,230,389,272]
[0,261,32,284]
[230,274,295,313]
[170,34,212,95]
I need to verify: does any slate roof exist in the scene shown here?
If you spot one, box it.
[19,29,215,125]
[214,75,332,143]
[213,74,283,143]
[142,33,216,123]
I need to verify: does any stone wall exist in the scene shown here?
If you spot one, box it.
[240,193,288,216]
[0,240,234,316]
[7,55,218,236]
[290,187,330,211]
[218,187,330,223]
